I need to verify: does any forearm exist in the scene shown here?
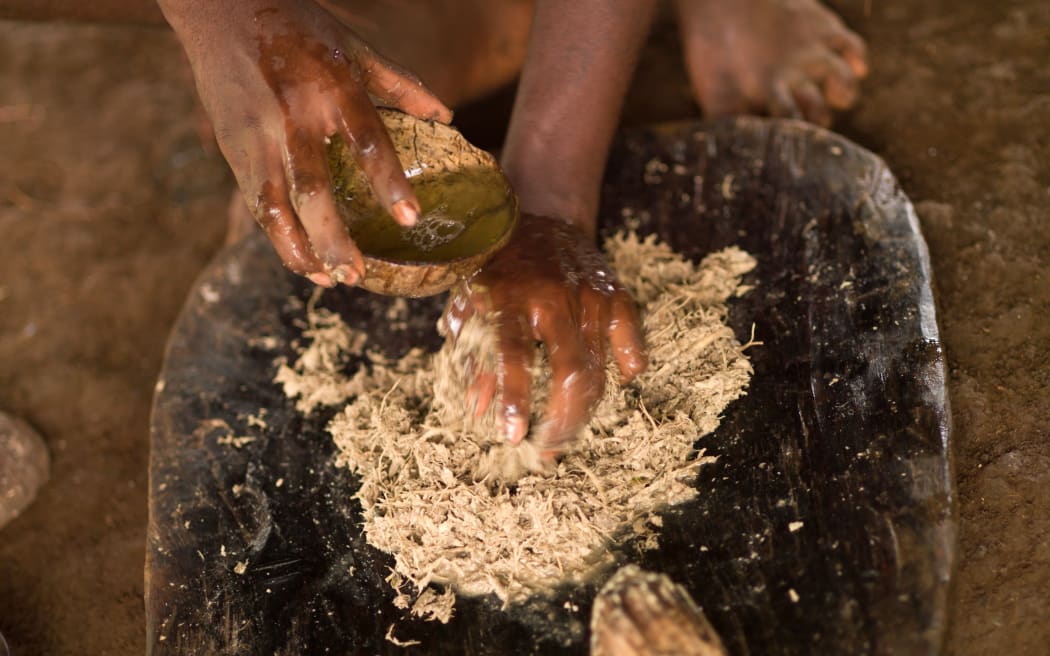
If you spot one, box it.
[0,0,165,25]
[155,0,263,49]
[501,0,658,235]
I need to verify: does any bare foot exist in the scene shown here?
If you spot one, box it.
[0,411,49,530]
[675,0,868,127]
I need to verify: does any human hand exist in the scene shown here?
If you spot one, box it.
[443,215,647,460]
[675,0,868,127]
[159,0,452,286]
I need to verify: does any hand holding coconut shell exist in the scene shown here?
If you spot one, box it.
[158,0,452,288]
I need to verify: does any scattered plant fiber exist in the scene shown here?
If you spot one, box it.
[276,232,757,616]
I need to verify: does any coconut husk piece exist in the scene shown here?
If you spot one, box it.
[590,565,727,656]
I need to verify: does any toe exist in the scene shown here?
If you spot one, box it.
[770,78,802,120]
[827,29,869,79]
[822,54,860,110]
[791,77,831,127]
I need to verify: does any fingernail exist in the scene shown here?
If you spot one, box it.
[308,272,334,287]
[392,199,418,227]
[333,265,360,286]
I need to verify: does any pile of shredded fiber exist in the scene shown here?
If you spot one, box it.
[276,232,756,618]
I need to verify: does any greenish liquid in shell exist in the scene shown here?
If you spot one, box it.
[333,165,514,263]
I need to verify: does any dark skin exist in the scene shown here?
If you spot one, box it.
[444,0,656,455]
[161,0,654,457]
[157,0,454,287]
[1,0,868,457]
[0,0,165,23]
[444,216,647,456]
[675,0,868,127]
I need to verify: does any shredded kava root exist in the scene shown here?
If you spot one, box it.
[275,232,756,620]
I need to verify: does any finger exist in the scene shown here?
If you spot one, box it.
[827,30,869,78]
[534,305,604,456]
[441,285,476,338]
[607,290,647,383]
[495,313,535,445]
[470,370,498,418]
[821,54,860,110]
[283,126,365,284]
[360,50,453,124]
[578,287,609,365]
[235,141,329,284]
[333,84,421,227]
[458,287,499,416]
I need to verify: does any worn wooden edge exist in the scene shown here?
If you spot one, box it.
[598,116,954,655]
[145,117,955,655]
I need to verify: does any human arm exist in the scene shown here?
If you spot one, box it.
[156,0,452,286]
[445,0,656,456]
[501,0,658,233]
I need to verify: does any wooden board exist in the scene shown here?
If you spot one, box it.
[146,118,953,655]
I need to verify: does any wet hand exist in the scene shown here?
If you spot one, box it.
[160,0,452,286]
[443,215,647,460]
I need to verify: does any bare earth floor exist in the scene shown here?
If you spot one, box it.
[0,1,1047,653]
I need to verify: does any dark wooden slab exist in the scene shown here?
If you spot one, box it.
[146,118,953,655]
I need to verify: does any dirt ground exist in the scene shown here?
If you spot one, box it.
[0,1,1047,654]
